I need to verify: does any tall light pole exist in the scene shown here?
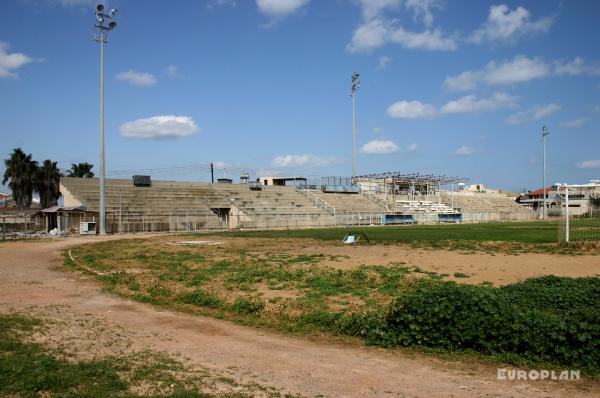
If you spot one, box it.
[350,72,360,182]
[93,3,117,235]
[542,125,550,220]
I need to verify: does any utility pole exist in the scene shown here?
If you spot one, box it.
[542,126,550,220]
[350,72,360,182]
[210,163,214,183]
[93,3,118,235]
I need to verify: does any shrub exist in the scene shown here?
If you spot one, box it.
[383,277,600,371]
[179,289,222,309]
[231,297,265,315]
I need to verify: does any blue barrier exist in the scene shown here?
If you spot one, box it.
[383,214,416,225]
[438,213,462,223]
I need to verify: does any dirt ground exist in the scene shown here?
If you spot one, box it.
[188,237,600,286]
[1,235,599,397]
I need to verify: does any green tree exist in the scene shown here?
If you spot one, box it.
[2,148,39,212]
[36,160,62,209]
[67,162,94,178]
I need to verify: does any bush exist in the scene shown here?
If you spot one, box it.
[179,289,222,309]
[231,297,265,315]
[383,277,600,371]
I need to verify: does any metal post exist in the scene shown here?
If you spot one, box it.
[211,162,214,183]
[99,29,106,235]
[565,185,570,242]
[542,126,550,220]
[352,91,356,179]
[350,72,360,180]
[94,4,118,234]
[119,192,122,234]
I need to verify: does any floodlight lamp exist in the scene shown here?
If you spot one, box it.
[96,13,103,22]
[96,3,104,12]
[108,20,117,29]
[110,8,117,16]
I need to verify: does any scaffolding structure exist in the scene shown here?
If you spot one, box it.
[354,172,468,196]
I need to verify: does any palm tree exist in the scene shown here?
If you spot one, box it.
[36,160,62,209]
[67,162,94,178]
[2,148,39,211]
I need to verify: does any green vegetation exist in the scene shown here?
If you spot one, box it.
[66,161,95,178]
[381,276,600,373]
[212,222,560,243]
[209,222,600,254]
[0,313,216,397]
[67,241,413,333]
[66,238,600,374]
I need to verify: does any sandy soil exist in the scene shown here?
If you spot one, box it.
[1,235,599,397]
[187,237,600,286]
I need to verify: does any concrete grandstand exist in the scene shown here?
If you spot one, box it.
[56,172,534,234]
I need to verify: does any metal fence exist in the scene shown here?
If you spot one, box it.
[1,215,46,240]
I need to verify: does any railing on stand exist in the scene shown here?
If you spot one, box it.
[295,185,336,215]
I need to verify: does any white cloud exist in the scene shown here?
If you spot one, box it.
[116,70,157,87]
[484,56,551,85]
[505,103,561,125]
[405,0,442,28]
[377,56,391,70]
[445,55,600,92]
[206,0,237,9]
[444,55,551,91]
[120,116,200,139]
[455,146,480,156]
[0,42,34,78]
[387,100,437,119]
[561,117,590,128]
[357,0,441,26]
[469,4,553,44]
[256,0,309,26]
[554,57,600,76]
[165,64,182,78]
[347,18,457,53]
[406,143,418,152]
[361,139,399,154]
[443,70,480,92]
[441,92,517,114]
[271,154,335,167]
[577,160,600,169]
[358,0,402,21]
[372,127,383,133]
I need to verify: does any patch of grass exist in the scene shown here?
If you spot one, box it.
[0,312,129,397]
[179,289,222,308]
[206,222,599,255]
[453,272,470,278]
[231,297,265,315]
[0,312,264,397]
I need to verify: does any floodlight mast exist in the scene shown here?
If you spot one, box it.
[542,126,550,220]
[350,72,360,181]
[93,3,117,235]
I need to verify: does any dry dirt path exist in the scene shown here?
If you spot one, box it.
[1,236,598,397]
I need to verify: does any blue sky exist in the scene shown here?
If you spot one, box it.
[1,0,599,192]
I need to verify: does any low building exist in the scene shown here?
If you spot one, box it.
[518,181,600,216]
[259,176,307,186]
